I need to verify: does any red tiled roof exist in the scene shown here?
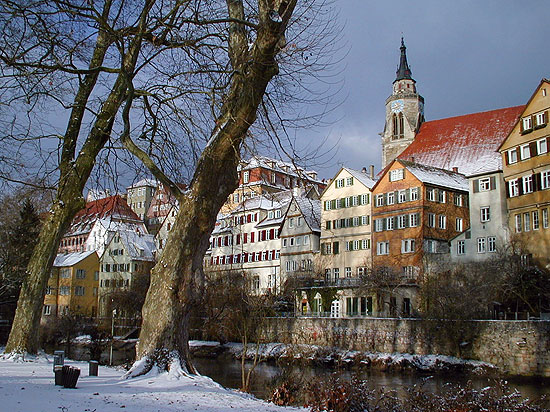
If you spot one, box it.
[73,195,140,222]
[398,105,525,177]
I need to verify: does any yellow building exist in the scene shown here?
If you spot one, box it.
[43,251,100,319]
[499,79,550,270]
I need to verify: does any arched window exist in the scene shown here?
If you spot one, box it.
[398,112,404,138]
[392,113,398,139]
[392,112,405,139]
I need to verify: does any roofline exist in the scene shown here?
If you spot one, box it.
[497,78,550,152]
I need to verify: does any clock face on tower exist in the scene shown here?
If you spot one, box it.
[390,99,404,113]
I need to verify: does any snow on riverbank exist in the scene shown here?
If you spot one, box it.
[196,341,496,374]
[0,350,304,412]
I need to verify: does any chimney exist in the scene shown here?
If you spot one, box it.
[369,165,375,179]
[361,167,367,174]
[452,167,458,173]
[411,156,415,163]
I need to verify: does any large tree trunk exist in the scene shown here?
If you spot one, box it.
[128,0,297,377]
[4,0,153,354]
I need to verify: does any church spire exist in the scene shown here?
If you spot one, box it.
[395,37,413,82]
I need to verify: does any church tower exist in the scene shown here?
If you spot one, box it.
[381,38,424,168]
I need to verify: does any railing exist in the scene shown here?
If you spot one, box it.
[296,278,364,289]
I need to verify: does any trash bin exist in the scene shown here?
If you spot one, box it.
[62,365,80,389]
[53,350,65,372]
[89,360,98,377]
[54,366,63,385]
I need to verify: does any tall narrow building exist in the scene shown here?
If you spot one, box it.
[381,38,424,168]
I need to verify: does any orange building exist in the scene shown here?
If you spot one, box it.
[372,160,470,283]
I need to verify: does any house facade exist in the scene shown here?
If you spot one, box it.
[499,79,550,270]
[43,251,99,319]
[126,178,157,220]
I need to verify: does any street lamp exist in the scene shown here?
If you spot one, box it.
[109,308,117,366]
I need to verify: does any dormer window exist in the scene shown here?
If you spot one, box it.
[521,116,533,134]
[535,111,547,128]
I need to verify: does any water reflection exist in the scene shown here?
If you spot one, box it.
[192,356,550,403]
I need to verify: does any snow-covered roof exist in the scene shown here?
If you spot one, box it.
[238,156,324,184]
[294,197,321,232]
[117,230,156,261]
[232,190,293,213]
[127,178,158,189]
[398,105,524,177]
[343,167,377,189]
[400,160,469,192]
[53,250,96,267]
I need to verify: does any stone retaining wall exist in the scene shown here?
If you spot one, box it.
[263,317,550,376]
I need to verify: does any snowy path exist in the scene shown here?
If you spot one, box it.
[0,356,304,412]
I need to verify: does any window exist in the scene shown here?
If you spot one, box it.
[479,177,491,191]
[76,269,86,279]
[425,240,436,253]
[522,116,532,132]
[243,171,249,183]
[508,179,519,197]
[296,236,302,246]
[361,239,370,250]
[282,238,287,247]
[376,241,389,255]
[538,138,548,155]
[333,268,340,279]
[74,286,85,296]
[253,276,260,291]
[297,217,303,227]
[488,236,496,253]
[535,111,547,127]
[455,218,463,232]
[271,172,276,184]
[542,170,550,190]
[397,215,407,229]
[289,218,294,228]
[361,215,369,225]
[515,214,522,232]
[426,188,435,201]
[457,240,465,255]
[346,177,353,186]
[410,187,419,201]
[59,286,70,295]
[335,178,345,188]
[345,267,352,278]
[398,190,407,203]
[438,215,446,229]
[360,193,369,205]
[289,237,295,246]
[60,268,71,278]
[375,219,384,232]
[387,192,395,205]
[233,193,239,203]
[477,237,486,253]
[43,305,51,316]
[386,217,394,230]
[523,175,533,193]
[508,149,518,164]
[533,211,540,230]
[304,235,309,245]
[427,213,435,228]
[409,213,419,227]
[520,144,531,160]
[543,208,549,229]
[376,194,384,207]
[401,239,415,253]
[524,212,531,231]
[389,168,404,182]
[437,190,446,203]
[454,194,463,206]
[333,241,339,254]
[480,207,490,222]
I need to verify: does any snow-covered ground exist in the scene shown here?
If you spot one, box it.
[0,352,303,412]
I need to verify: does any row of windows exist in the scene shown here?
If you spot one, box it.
[100,279,130,288]
[321,239,370,255]
[219,212,259,228]
[506,136,548,164]
[455,237,497,255]
[334,176,354,188]
[211,250,281,265]
[425,187,464,206]
[375,187,419,207]
[520,111,548,134]
[325,215,370,230]
[285,259,313,272]
[46,285,88,296]
[211,229,280,248]
[282,235,310,247]
[507,170,550,197]
[102,263,131,272]
[108,248,124,256]
[514,208,550,232]
[374,213,420,232]
[324,193,370,210]
[376,239,448,255]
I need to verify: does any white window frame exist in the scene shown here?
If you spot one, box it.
[346,177,353,186]
[538,138,548,155]
[535,112,546,127]
[456,218,463,232]
[542,208,549,229]
[524,212,531,231]
[398,190,407,203]
[426,188,435,201]
[243,171,250,184]
[542,170,550,190]
[410,187,419,201]
[487,237,496,253]
[533,210,540,230]
[438,215,446,229]
[477,237,486,254]
[376,194,384,207]
[397,215,407,229]
[480,206,490,223]
[389,168,404,182]
[522,175,533,194]
[515,214,522,232]
[376,241,389,256]
[386,217,394,230]
[457,240,465,255]
[508,149,518,164]
[479,177,491,192]
[520,144,531,160]
[508,179,519,197]
[387,192,395,205]
[522,116,532,131]
[401,239,415,254]
[428,213,435,228]
[409,213,419,227]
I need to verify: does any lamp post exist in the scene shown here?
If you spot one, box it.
[109,308,116,366]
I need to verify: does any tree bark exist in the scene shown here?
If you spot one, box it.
[128,0,297,377]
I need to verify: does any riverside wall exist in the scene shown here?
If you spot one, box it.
[263,317,550,377]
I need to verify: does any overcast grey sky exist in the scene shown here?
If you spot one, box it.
[307,0,550,179]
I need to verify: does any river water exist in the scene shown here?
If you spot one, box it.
[192,356,550,403]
